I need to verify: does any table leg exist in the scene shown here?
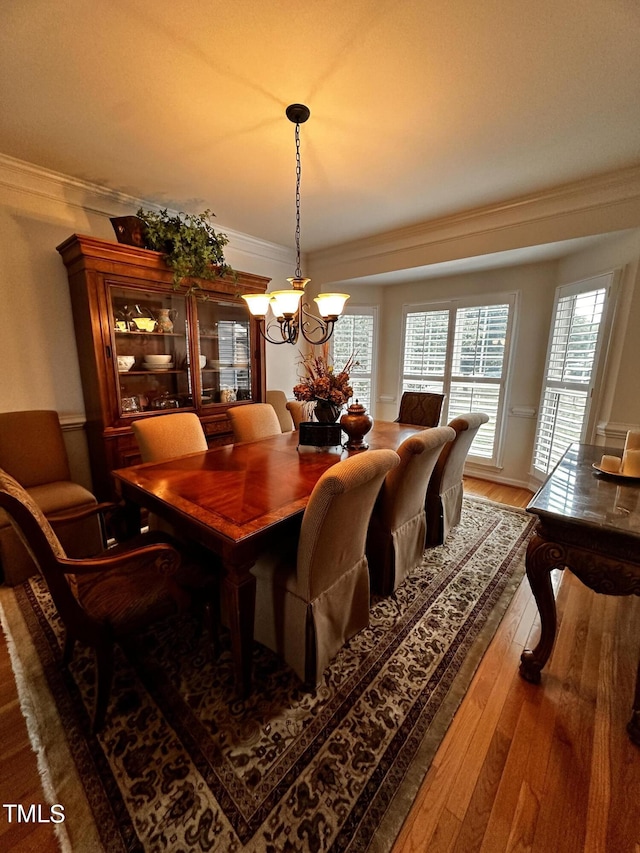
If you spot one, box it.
[519,532,564,683]
[627,656,640,747]
[222,563,256,698]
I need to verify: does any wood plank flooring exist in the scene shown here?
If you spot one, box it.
[1,477,638,851]
[393,477,640,853]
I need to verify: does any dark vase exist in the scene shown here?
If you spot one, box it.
[314,398,341,423]
[110,216,148,248]
[340,400,373,451]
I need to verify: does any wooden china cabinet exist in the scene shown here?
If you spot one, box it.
[57,234,269,500]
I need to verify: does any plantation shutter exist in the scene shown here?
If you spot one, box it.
[533,279,611,476]
[332,309,376,413]
[401,297,514,465]
[402,309,449,393]
[448,304,510,459]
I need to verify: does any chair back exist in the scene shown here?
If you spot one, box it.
[395,392,445,427]
[379,426,456,529]
[132,412,207,462]
[297,449,399,600]
[0,410,70,486]
[425,412,490,546]
[286,400,307,429]
[366,427,454,594]
[0,468,88,627]
[228,404,282,443]
[266,391,294,432]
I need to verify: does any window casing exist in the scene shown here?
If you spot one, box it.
[401,295,516,465]
[331,306,377,415]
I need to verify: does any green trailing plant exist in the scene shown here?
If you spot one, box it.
[136,207,234,293]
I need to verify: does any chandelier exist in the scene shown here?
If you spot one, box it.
[242,104,349,345]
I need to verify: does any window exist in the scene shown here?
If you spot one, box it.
[401,296,515,464]
[532,275,614,477]
[332,307,377,414]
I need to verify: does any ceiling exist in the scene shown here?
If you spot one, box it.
[1,0,640,256]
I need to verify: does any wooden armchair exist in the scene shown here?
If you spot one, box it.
[228,404,282,443]
[0,467,215,732]
[0,410,103,586]
[425,412,490,547]
[252,449,399,686]
[395,392,446,427]
[366,426,455,595]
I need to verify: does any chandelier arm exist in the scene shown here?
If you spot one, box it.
[299,302,335,345]
[257,317,300,345]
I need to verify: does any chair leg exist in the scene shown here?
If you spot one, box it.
[92,642,114,734]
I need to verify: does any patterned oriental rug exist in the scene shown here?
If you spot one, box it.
[0,497,535,853]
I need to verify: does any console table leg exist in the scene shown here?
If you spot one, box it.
[519,532,563,683]
[627,656,640,747]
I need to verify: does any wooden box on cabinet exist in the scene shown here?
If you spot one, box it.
[57,234,269,500]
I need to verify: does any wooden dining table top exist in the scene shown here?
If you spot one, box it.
[112,420,423,550]
[113,418,424,697]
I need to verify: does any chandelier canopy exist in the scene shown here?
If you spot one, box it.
[242,104,349,345]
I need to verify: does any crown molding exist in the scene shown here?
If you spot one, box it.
[0,152,292,266]
[309,163,640,281]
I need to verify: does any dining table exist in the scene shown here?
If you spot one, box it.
[112,419,422,696]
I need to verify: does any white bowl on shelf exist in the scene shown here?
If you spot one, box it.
[117,355,135,372]
[143,353,173,365]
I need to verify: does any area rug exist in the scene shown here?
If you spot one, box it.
[0,497,535,853]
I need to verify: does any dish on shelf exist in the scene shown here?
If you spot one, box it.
[591,463,640,480]
[143,361,174,370]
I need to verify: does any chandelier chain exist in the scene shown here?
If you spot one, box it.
[294,121,302,280]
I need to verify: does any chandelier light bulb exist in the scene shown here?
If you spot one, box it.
[314,293,350,319]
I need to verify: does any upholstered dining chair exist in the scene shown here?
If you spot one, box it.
[395,392,446,428]
[285,400,307,430]
[425,412,490,547]
[266,390,294,432]
[366,426,455,595]
[0,467,215,732]
[252,448,400,686]
[132,412,208,462]
[228,403,282,443]
[0,410,103,586]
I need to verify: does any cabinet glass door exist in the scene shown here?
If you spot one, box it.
[197,301,253,405]
[109,285,191,416]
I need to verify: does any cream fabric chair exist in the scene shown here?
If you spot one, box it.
[286,400,305,430]
[228,403,282,443]
[366,426,455,595]
[425,412,490,547]
[395,392,446,427]
[252,448,399,686]
[0,410,103,586]
[266,390,294,432]
[132,412,208,462]
[286,400,316,429]
[131,412,209,536]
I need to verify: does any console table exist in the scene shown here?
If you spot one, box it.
[519,442,640,744]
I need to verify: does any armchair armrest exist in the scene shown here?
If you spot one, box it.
[46,501,119,526]
[58,541,181,578]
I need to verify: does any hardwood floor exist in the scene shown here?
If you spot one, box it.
[393,477,640,853]
[1,477,638,851]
